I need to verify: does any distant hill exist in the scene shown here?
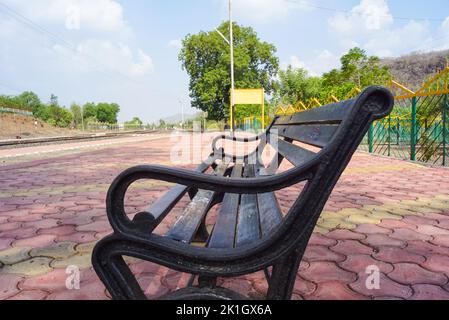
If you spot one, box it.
[381,49,449,91]
[162,112,200,124]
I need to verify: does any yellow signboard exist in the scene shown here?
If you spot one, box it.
[231,88,265,130]
[233,89,264,105]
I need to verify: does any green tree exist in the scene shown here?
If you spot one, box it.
[158,119,166,129]
[322,47,391,99]
[70,103,83,127]
[50,94,58,106]
[15,91,41,112]
[179,21,279,121]
[97,103,120,123]
[274,66,323,105]
[46,96,73,128]
[83,103,97,120]
[126,117,143,125]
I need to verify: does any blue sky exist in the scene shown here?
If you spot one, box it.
[1,0,449,123]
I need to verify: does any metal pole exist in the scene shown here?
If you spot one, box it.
[81,105,85,131]
[229,0,235,132]
[178,99,184,129]
[388,116,391,157]
[443,94,447,166]
[411,97,417,161]
[368,123,374,153]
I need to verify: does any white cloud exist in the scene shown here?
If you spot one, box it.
[283,50,340,76]
[54,40,153,77]
[329,0,393,34]
[282,55,306,69]
[364,20,429,56]
[0,0,153,77]
[231,0,310,22]
[441,16,449,35]
[4,0,130,34]
[168,39,182,49]
[328,0,431,57]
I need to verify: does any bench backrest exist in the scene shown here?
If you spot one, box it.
[255,86,394,253]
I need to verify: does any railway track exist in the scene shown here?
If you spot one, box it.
[0,130,162,149]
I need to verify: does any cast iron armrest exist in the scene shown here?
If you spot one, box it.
[106,163,315,238]
[212,133,269,161]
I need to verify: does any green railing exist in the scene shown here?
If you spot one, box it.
[361,92,449,167]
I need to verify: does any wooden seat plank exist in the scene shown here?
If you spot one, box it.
[257,192,283,237]
[144,156,216,222]
[165,163,228,243]
[207,164,244,249]
[276,139,317,167]
[236,164,260,247]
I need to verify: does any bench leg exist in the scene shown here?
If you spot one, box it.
[92,237,147,300]
[266,245,308,300]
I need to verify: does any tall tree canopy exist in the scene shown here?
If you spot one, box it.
[321,47,391,98]
[274,47,392,106]
[274,67,322,106]
[179,22,279,120]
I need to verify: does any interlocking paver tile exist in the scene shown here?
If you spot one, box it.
[303,245,346,263]
[13,235,56,248]
[300,262,357,284]
[374,247,426,264]
[20,269,68,291]
[339,254,393,274]
[420,255,449,277]
[416,225,449,236]
[431,235,449,247]
[0,238,13,251]
[0,247,31,265]
[7,290,49,300]
[30,242,76,260]
[388,263,448,286]
[3,257,53,276]
[331,240,374,255]
[353,224,391,235]
[350,273,413,299]
[389,228,432,241]
[411,284,449,300]
[326,229,366,240]
[138,275,170,299]
[57,232,97,244]
[306,281,367,300]
[406,241,449,257]
[308,234,337,246]
[50,253,92,270]
[46,282,108,300]
[2,134,449,299]
[0,274,23,299]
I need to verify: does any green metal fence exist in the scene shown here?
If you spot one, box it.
[360,92,449,167]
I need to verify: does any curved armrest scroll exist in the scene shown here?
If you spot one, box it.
[106,164,313,237]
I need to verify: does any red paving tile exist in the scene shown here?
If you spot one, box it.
[388,263,448,286]
[1,133,449,300]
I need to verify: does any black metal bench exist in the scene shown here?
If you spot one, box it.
[92,86,394,300]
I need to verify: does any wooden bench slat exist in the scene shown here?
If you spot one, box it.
[276,139,317,167]
[236,164,260,247]
[275,125,339,148]
[258,192,283,237]
[207,164,244,249]
[144,157,215,222]
[275,99,354,125]
[165,163,228,243]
